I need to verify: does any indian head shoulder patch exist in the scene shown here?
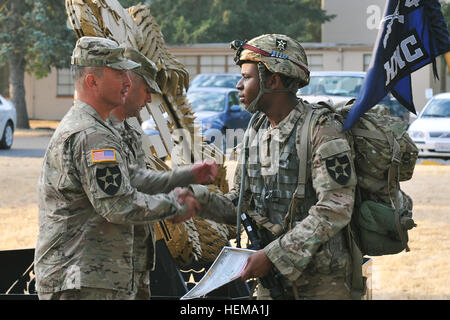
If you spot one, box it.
[325,155,352,185]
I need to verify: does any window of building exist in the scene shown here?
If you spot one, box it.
[226,55,240,74]
[307,54,323,71]
[363,54,372,71]
[200,55,227,74]
[176,54,240,80]
[57,68,74,96]
[176,56,199,78]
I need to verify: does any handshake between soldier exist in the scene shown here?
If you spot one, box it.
[169,159,218,224]
[34,37,221,300]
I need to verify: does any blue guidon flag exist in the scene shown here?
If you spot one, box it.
[343,0,450,131]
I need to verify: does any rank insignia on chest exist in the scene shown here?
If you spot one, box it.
[96,166,122,195]
[325,155,352,185]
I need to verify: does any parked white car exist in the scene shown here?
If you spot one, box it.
[0,94,16,149]
[408,93,450,158]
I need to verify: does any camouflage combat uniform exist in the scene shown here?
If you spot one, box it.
[108,115,195,299]
[196,99,357,300]
[34,37,189,300]
[34,100,191,298]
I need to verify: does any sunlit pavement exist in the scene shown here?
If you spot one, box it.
[416,157,450,165]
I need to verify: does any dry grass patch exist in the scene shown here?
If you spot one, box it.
[0,154,448,299]
[371,219,450,299]
[0,205,38,251]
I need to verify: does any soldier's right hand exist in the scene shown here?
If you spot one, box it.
[239,250,273,281]
[168,187,201,223]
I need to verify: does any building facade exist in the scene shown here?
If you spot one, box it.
[23,0,449,120]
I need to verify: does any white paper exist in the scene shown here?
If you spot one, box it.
[180,246,255,300]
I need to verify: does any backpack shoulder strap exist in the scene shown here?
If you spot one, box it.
[285,104,327,229]
[293,105,315,200]
[293,103,332,200]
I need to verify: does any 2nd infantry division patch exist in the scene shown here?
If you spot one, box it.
[96,166,122,195]
[325,155,352,185]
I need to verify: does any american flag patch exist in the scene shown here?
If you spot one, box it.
[91,149,116,163]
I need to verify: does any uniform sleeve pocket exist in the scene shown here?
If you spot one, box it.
[316,138,350,160]
[314,138,356,191]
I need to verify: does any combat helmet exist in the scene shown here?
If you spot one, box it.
[230,34,310,113]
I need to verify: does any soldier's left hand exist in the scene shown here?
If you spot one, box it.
[191,159,218,185]
[239,250,273,281]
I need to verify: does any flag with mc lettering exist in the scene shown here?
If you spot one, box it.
[343,0,450,131]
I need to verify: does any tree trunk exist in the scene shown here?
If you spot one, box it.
[7,0,29,129]
[8,54,29,129]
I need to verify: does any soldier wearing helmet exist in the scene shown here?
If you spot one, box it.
[190,34,362,299]
[230,34,310,114]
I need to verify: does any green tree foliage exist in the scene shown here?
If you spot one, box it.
[0,0,76,128]
[148,0,334,44]
[441,1,450,32]
[118,0,146,8]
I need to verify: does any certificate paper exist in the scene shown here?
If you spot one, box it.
[180,246,255,300]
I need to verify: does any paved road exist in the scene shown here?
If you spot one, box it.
[0,131,52,158]
[416,157,450,165]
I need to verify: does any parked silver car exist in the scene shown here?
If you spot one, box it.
[408,93,450,158]
[0,94,16,149]
[297,71,410,124]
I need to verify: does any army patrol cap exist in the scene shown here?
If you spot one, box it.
[231,34,310,88]
[124,48,161,94]
[71,36,140,71]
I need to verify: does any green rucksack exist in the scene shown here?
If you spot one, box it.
[333,100,418,256]
[294,99,418,257]
[292,99,418,298]
[239,99,418,298]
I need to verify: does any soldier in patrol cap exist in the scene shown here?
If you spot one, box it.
[189,34,360,299]
[35,36,210,300]
[107,47,218,299]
